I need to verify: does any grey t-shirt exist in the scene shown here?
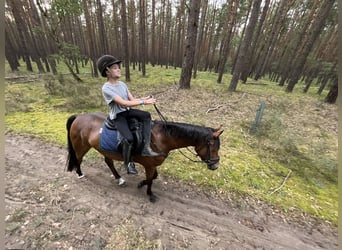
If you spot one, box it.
[102,81,130,120]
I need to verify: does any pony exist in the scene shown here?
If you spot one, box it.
[66,112,223,202]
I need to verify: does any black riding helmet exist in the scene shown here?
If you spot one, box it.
[96,55,122,77]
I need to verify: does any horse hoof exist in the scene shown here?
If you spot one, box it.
[78,174,85,179]
[117,177,126,186]
[149,195,158,203]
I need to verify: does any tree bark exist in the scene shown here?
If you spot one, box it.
[7,0,33,72]
[193,0,208,79]
[5,26,19,71]
[151,0,156,66]
[325,77,338,104]
[96,0,108,55]
[286,0,335,92]
[229,0,262,91]
[83,0,98,77]
[217,0,239,83]
[243,0,270,81]
[138,0,147,75]
[179,0,201,89]
[120,0,131,81]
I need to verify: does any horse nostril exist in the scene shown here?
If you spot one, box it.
[207,163,218,170]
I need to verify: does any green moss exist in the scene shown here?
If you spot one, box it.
[5,111,72,145]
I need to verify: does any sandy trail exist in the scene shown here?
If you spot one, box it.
[5,133,337,249]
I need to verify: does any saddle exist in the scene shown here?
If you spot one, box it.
[104,116,144,155]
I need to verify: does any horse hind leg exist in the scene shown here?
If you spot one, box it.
[75,155,84,178]
[66,149,84,178]
[104,157,125,186]
[76,166,84,178]
[74,147,91,178]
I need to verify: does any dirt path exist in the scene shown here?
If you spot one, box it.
[5,133,337,249]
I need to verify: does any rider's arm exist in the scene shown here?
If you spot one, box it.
[114,94,156,107]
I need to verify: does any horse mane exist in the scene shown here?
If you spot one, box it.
[153,120,214,142]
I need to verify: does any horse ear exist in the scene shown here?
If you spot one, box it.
[213,129,223,138]
[214,124,223,132]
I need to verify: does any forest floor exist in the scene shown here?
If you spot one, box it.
[5,67,338,249]
[5,132,338,249]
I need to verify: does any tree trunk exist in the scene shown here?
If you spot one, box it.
[204,6,218,71]
[5,27,19,71]
[151,0,156,66]
[120,0,131,81]
[325,77,338,104]
[242,0,270,81]
[229,0,262,91]
[96,0,108,55]
[174,0,186,68]
[7,0,33,72]
[83,0,98,77]
[127,0,136,69]
[216,0,239,83]
[286,0,335,92]
[317,62,337,95]
[254,0,292,80]
[139,0,147,76]
[179,0,201,89]
[193,0,208,79]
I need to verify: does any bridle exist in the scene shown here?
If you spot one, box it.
[178,138,220,166]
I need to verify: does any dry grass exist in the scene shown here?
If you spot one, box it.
[104,218,161,250]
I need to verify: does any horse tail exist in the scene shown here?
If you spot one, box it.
[66,114,78,172]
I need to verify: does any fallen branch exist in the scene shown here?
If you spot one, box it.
[270,170,292,195]
[168,221,193,231]
[206,105,223,114]
[206,93,246,114]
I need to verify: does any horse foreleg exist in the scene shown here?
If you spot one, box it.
[137,170,157,187]
[138,167,158,202]
[153,170,158,179]
[104,157,125,186]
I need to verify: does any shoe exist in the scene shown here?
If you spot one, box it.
[122,139,138,174]
[142,120,162,157]
[127,162,138,174]
[141,145,161,157]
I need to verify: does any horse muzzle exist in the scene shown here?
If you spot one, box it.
[206,157,220,170]
[207,163,219,170]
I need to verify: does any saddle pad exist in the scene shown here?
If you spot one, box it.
[99,123,121,152]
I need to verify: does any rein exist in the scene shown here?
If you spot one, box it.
[153,104,169,134]
[177,147,203,163]
[153,104,168,123]
[178,140,220,166]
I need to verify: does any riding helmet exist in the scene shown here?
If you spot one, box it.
[96,55,122,77]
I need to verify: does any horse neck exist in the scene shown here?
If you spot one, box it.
[166,135,197,151]
[160,122,210,151]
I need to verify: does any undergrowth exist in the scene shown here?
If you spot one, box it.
[5,61,337,226]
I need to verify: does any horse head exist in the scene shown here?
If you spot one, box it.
[195,125,223,170]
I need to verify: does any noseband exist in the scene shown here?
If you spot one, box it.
[178,138,220,166]
[202,139,220,166]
